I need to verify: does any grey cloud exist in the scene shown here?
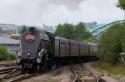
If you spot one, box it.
[0,0,124,26]
[48,0,83,11]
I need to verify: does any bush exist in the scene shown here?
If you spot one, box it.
[99,23,125,64]
[0,45,16,61]
[8,53,16,60]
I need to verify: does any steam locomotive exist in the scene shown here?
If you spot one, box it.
[16,27,98,73]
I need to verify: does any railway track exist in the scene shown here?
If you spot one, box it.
[0,61,16,67]
[0,67,37,82]
[83,63,106,82]
[0,66,18,74]
[0,63,17,67]
[4,73,35,82]
[0,65,41,82]
[69,63,103,82]
[70,64,85,82]
[0,66,20,82]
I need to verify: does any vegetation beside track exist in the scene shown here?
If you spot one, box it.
[0,45,16,61]
[92,62,125,79]
[99,23,125,64]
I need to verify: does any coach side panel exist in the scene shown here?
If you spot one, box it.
[79,42,90,56]
[70,40,79,56]
[55,38,60,57]
[55,37,70,57]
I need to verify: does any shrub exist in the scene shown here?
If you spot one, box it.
[0,45,16,61]
[99,23,125,64]
[8,53,16,60]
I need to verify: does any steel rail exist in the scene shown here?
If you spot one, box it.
[82,63,105,82]
[69,64,85,82]
[7,74,35,82]
[0,66,18,74]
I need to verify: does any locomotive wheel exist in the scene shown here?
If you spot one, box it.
[38,55,49,72]
[37,50,54,72]
[37,64,42,72]
[43,55,49,71]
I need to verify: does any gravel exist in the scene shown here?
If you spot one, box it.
[20,66,72,82]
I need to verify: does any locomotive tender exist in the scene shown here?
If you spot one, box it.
[16,27,98,72]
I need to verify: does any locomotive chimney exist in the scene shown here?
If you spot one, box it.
[29,27,35,35]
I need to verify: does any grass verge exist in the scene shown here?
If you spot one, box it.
[92,62,125,79]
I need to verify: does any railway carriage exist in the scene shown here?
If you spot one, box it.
[16,27,98,73]
[54,37,97,64]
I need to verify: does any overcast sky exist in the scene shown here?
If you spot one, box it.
[0,0,124,26]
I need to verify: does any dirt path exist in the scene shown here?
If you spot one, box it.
[20,66,72,82]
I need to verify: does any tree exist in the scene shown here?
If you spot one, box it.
[83,37,97,42]
[118,0,125,10]
[21,25,28,34]
[55,23,75,39]
[99,23,125,64]
[121,23,125,52]
[75,22,92,41]
[55,22,93,41]
[117,0,125,18]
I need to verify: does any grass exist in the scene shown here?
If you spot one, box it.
[92,62,125,79]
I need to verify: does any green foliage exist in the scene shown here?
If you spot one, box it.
[0,45,16,61]
[121,32,125,52]
[117,0,125,10]
[55,24,75,39]
[83,37,97,42]
[55,22,92,41]
[99,23,125,64]
[21,25,28,34]
[8,53,16,60]
[0,45,8,60]
[75,22,92,41]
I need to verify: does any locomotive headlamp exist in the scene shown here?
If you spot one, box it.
[36,58,41,63]
[28,52,31,56]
